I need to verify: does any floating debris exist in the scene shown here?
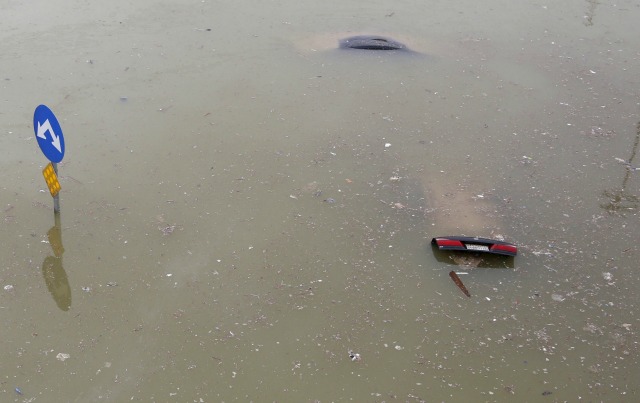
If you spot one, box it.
[519,155,534,165]
[4,284,14,291]
[159,224,179,236]
[449,271,471,297]
[586,126,615,138]
[348,350,361,361]
[56,353,70,361]
[551,293,565,302]
[15,387,22,395]
[583,323,603,335]
[614,157,639,171]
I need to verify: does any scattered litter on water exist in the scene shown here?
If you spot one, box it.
[348,350,361,361]
[56,353,70,361]
[4,284,14,291]
[519,155,534,165]
[159,224,180,236]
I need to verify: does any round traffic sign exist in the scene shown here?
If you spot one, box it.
[33,104,65,163]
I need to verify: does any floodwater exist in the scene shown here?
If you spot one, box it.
[1,0,639,401]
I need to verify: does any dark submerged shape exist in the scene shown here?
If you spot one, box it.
[339,35,407,51]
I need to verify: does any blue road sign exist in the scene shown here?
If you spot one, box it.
[33,105,65,163]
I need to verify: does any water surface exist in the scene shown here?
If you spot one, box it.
[1,0,639,401]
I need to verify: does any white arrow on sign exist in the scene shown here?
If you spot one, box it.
[36,119,62,153]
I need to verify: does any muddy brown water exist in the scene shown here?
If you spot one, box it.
[1,0,639,401]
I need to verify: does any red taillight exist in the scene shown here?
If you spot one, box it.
[436,238,464,248]
[490,244,517,255]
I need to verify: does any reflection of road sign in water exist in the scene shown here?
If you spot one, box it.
[33,105,65,163]
[42,256,71,311]
[47,217,65,258]
[42,163,61,197]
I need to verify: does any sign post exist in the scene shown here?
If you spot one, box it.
[33,105,65,214]
[33,104,69,311]
[52,163,60,213]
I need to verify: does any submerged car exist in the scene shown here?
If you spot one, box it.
[431,236,517,257]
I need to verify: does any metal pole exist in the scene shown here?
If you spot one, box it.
[52,162,60,214]
[54,205,61,229]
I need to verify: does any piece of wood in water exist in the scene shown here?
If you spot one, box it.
[449,270,471,297]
